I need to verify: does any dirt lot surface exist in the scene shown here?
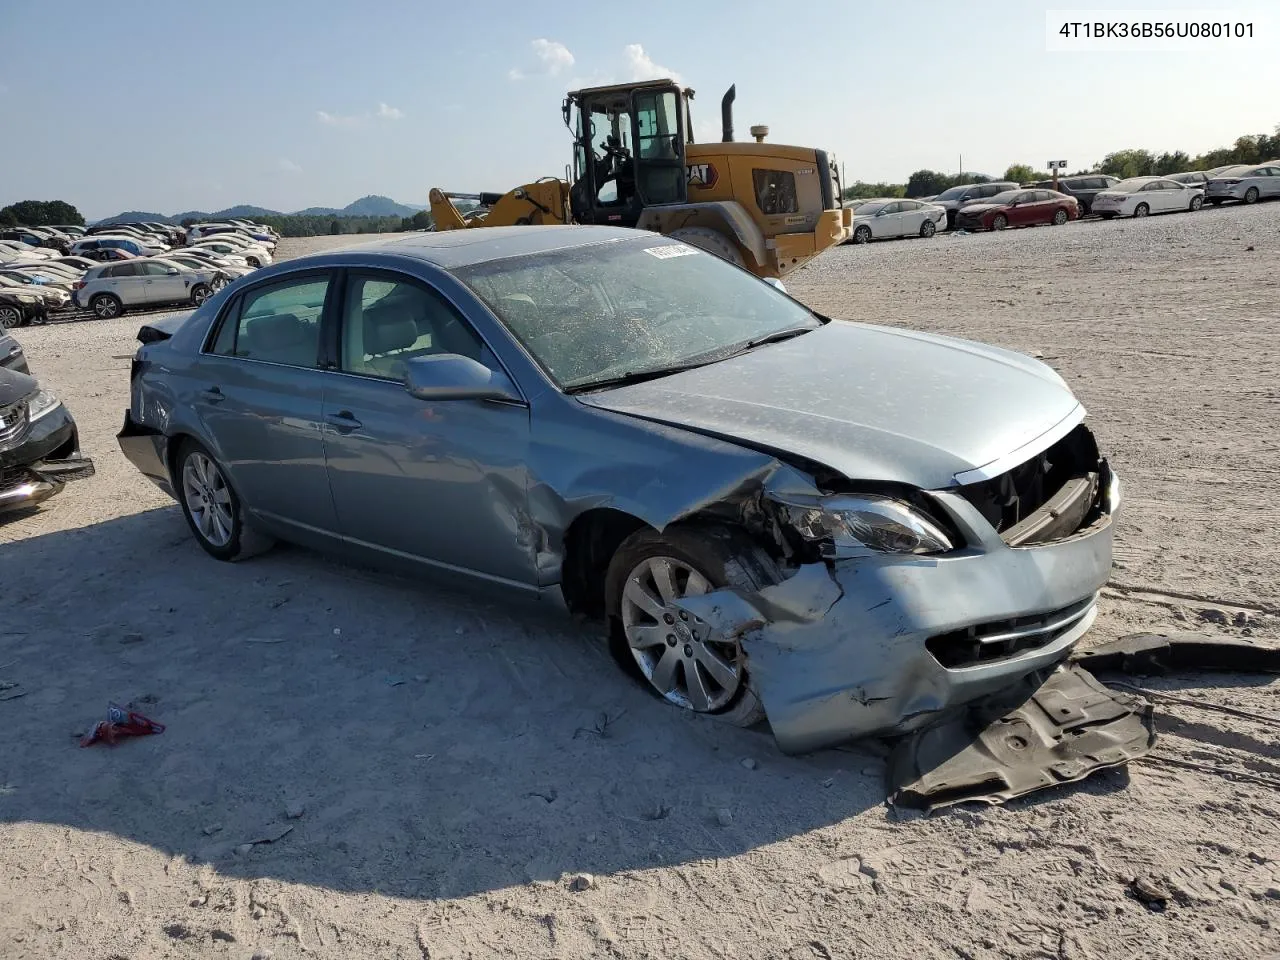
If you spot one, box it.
[3,212,1279,959]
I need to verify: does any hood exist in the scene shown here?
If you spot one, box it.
[578,322,1082,489]
[0,365,37,408]
[957,202,1004,215]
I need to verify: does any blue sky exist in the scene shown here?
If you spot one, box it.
[2,0,1275,219]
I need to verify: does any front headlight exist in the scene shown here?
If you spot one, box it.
[774,493,954,559]
[28,387,62,422]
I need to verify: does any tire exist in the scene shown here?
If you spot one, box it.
[90,293,122,319]
[666,226,746,268]
[1244,187,1259,204]
[246,256,262,269]
[604,525,777,727]
[1133,203,1150,218]
[852,225,872,244]
[190,283,212,306]
[1052,208,1069,226]
[919,218,936,238]
[174,439,274,562]
[1189,195,1204,211]
[992,214,1008,231]
[0,305,22,331]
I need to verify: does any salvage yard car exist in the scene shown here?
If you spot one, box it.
[955,188,1079,231]
[118,226,1120,753]
[73,259,220,318]
[1090,176,1205,218]
[848,199,946,243]
[1204,162,1280,205]
[1,361,94,514]
[0,290,48,330]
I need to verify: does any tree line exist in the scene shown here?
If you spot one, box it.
[843,123,1279,200]
[0,200,86,227]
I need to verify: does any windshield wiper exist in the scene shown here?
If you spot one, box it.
[740,326,816,350]
[565,358,718,394]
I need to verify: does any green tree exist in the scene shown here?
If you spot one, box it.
[0,199,85,226]
[1099,149,1156,179]
[1004,164,1041,184]
[1153,151,1191,175]
[329,219,342,235]
[904,170,953,197]
[841,181,905,201]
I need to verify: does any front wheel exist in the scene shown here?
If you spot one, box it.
[1244,187,1259,204]
[991,214,1008,231]
[190,283,212,306]
[0,305,23,331]
[1133,203,1150,218]
[605,526,776,727]
[176,440,274,562]
[919,219,936,238]
[246,256,262,269]
[852,225,872,244]
[1189,195,1204,211]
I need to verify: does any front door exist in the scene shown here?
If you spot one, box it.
[196,270,339,536]
[874,201,903,237]
[630,85,686,207]
[136,260,187,304]
[320,269,537,585]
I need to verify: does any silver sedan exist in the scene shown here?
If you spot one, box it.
[849,199,947,243]
[1205,162,1280,205]
[119,226,1119,753]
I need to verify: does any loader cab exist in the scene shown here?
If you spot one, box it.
[565,79,688,226]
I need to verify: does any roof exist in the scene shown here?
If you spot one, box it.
[343,224,648,270]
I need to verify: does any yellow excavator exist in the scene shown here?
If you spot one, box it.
[428,79,852,279]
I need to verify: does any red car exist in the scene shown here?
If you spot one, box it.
[955,188,1079,232]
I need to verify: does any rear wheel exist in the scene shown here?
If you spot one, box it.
[245,256,262,269]
[1189,195,1204,211]
[1052,208,1069,225]
[175,439,274,562]
[992,214,1008,231]
[91,293,122,319]
[1244,187,1259,204]
[666,226,746,268]
[852,225,872,244]
[0,305,23,331]
[919,219,936,238]
[1133,203,1150,218]
[605,526,776,727]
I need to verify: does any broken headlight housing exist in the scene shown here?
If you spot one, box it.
[28,388,62,423]
[774,493,954,560]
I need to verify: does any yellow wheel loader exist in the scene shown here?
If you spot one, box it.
[428,79,852,279]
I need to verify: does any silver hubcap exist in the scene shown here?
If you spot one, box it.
[994,216,1006,229]
[620,556,743,713]
[193,287,209,303]
[1135,206,1148,217]
[1054,211,1066,224]
[182,452,234,547]
[95,298,117,317]
[0,308,18,330]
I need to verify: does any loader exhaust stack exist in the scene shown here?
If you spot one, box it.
[721,85,736,142]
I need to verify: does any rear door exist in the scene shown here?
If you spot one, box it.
[103,262,146,304]
[196,271,340,537]
[897,200,925,235]
[320,268,536,583]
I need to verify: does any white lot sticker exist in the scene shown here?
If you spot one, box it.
[644,243,700,259]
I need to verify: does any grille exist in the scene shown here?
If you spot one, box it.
[957,424,1105,546]
[926,596,1096,668]
[0,398,30,447]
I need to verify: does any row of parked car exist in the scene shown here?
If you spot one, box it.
[842,161,1280,243]
[0,218,280,329]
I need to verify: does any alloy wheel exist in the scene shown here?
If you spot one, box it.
[182,452,234,548]
[619,555,744,713]
[1134,204,1149,218]
[0,306,20,331]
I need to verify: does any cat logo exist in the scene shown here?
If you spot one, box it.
[686,162,718,189]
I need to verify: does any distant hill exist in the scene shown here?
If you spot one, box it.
[94,196,424,224]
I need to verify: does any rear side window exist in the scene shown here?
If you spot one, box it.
[208,274,330,367]
[106,263,140,278]
[752,169,799,215]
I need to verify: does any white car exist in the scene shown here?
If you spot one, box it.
[188,238,273,268]
[848,198,947,244]
[1090,177,1204,219]
[173,248,253,271]
[164,253,250,287]
[0,241,56,261]
[0,273,72,309]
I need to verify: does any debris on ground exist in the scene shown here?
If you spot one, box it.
[79,703,165,747]
[567,873,596,892]
[888,663,1155,811]
[1073,631,1280,675]
[1128,875,1172,911]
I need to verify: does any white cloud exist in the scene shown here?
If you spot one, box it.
[509,38,574,81]
[532,38,574,75]
[376,102,404,121]
[624,44,681,84]
[278,158,302,173]
[316,109,359,126]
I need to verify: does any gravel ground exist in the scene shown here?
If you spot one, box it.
[2,212,1278,959]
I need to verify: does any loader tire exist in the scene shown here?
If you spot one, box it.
[666,227,746,269]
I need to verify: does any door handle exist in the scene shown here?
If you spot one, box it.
[326,410,362,433]
[200,386,225,403]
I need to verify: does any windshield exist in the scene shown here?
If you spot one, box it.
[855,201,889,215]
[935,186,968,200]
[453,238,821,391]
[987,191,1020,203]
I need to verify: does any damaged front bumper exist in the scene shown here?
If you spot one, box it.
[679,471,1119,755]
[0,402,94,514]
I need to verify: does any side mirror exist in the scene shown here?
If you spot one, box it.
[166,268,180,275]
[404,354,523,403]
